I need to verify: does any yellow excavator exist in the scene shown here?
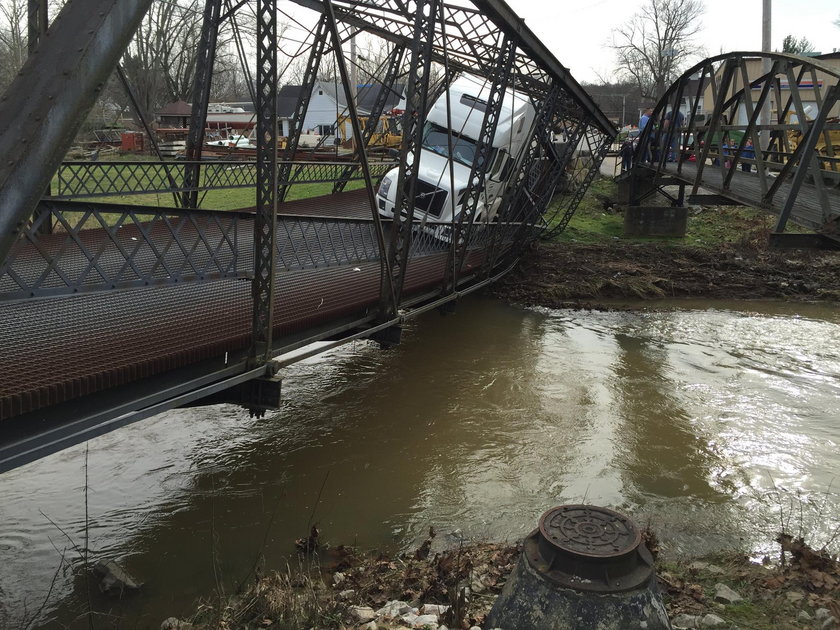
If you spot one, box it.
[335,114,402,153]
[783,107,840,173]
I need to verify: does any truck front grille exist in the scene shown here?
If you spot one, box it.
[414,180,447,218]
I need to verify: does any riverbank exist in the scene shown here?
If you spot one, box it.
[490,239,840,309]
[491,176,840,308]
[171,531,839,630]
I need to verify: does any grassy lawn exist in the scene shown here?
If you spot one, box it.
[61,178,366,212]
[549,176,780,249]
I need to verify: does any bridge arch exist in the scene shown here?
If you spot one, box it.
[630,52,840,242]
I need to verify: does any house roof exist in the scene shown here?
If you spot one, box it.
[277,84,304,118]
[276,81,405,119]
[157,100,192,116]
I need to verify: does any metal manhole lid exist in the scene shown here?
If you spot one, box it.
[539,504,641,559]
[525,504,654,593]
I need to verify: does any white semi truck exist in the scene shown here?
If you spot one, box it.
[375,75,537,230]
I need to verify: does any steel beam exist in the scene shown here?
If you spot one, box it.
[332,44,405,194]
[775,84,838,232]
[249,0,279,366]
[277,15,329,203]
[27,0,47,54]
[444,38,516,292]
[183,0,223,209]
[0,0,154,268]
[381,0,438,316]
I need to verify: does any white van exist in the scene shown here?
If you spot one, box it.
[376,75,537,229]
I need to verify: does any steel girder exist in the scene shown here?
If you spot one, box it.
[443,37,516,293]
[632,52,840,235]
[290,0,613,136]
[250,0,280,365]
[183,0,224,209]
[381,0,438,316]
[332,44,405,194]
[0,0,155,268]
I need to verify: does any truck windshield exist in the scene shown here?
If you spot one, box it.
[422,122,478,167]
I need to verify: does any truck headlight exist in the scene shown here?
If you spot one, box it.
[378,175,393,198]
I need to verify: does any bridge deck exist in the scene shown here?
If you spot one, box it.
[648,162,840,231]
[0,191,485,422]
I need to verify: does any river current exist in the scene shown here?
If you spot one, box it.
[1,296,838,628]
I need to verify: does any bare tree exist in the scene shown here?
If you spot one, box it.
[781,35,815,55]
[0,0,26,89]
[611,0,704,101]
[119,0,250,118]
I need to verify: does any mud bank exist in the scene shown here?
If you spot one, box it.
[490,241,840,308]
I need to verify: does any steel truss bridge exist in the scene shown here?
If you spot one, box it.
[0,0,614,472]
[625,52,840,247]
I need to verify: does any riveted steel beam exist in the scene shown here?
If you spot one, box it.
[183,0,223,209]
[0,0,155,268]
[380,0,438,317]
[249,0,279,366]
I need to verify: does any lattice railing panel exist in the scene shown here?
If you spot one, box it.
[53,160,396,199]
[0,201,245,300]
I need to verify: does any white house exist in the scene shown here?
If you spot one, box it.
[277,79,405,141]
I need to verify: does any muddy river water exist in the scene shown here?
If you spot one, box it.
[1,296,839,628]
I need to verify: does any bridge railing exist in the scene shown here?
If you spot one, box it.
[0,196,517,302]
[51,160,396,200]
[0,200,249,300]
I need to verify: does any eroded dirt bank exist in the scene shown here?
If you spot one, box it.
[491,241,840,308]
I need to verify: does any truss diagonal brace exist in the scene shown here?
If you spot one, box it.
[183,0,223,209]
[277,14,330,203]
[333,44,405,194]
[380,0,438,317]
[443,36,516,293]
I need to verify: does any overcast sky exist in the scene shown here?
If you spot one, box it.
[515,0,840,84]
[276,0,839,86]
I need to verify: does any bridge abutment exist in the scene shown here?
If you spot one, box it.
[623,206,688,238]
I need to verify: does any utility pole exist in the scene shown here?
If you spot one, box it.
[761,0,771,150]
[621,94,626,128]
[350,32,358,148]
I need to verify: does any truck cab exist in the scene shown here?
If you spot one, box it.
[376,75,536,229]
